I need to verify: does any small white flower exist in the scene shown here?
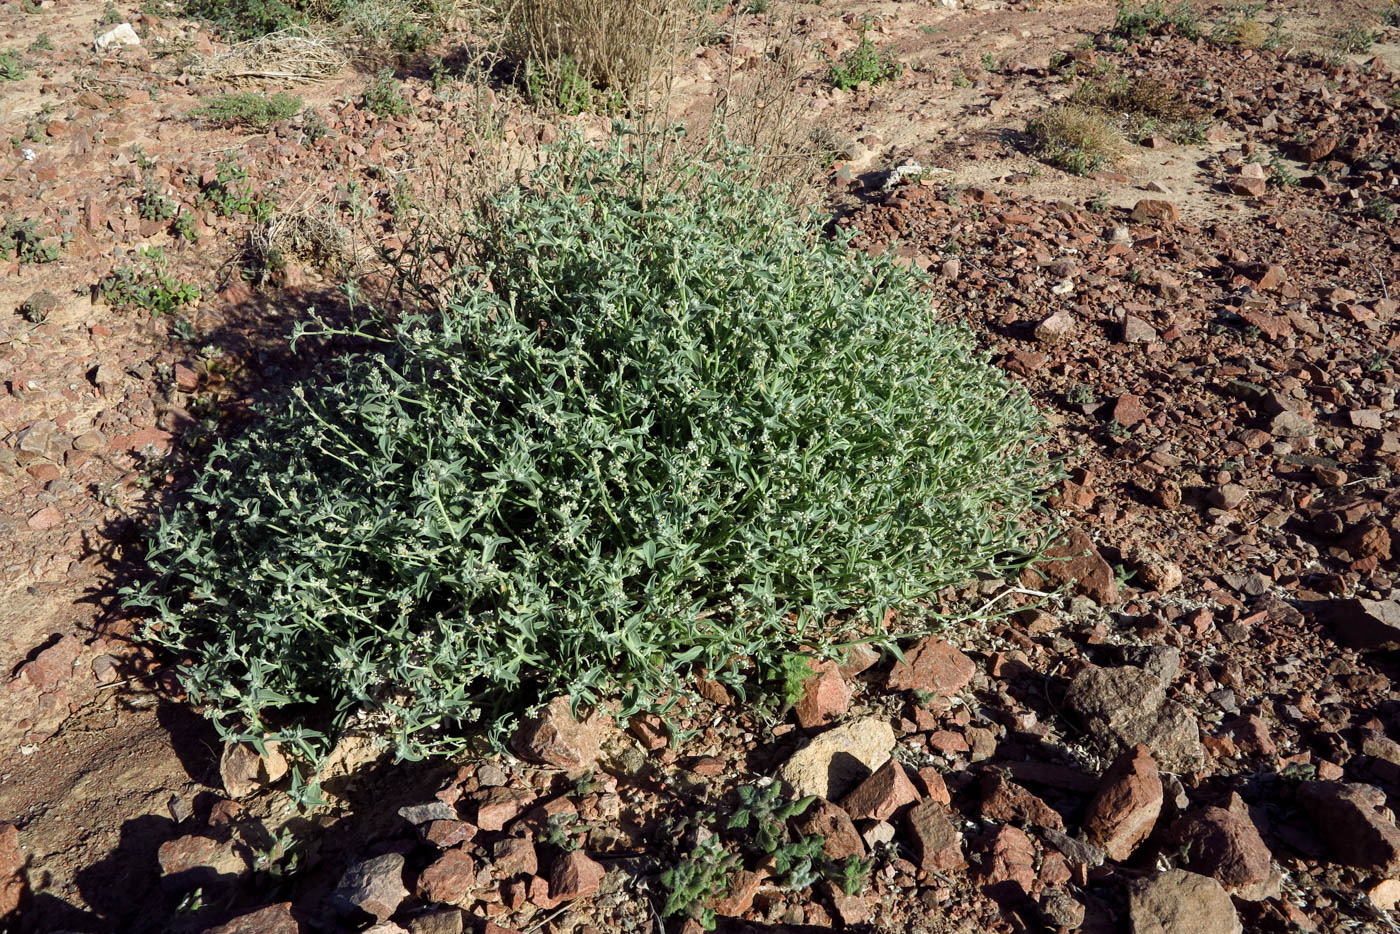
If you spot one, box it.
[21,149,36,161]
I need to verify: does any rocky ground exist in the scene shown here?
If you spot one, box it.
[3,0,1400,932]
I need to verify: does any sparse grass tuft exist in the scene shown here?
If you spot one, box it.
[1112,0,1203,39]
[0,49,26,81]
[191,91,303,130]
[1027,104,1128,175]
[124,138,1051,786]
[1332,23,1378,53]
[362,68,411,116]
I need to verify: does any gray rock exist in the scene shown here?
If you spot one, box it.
[94,23,141,52]
[1128,869,1241,934]
[328,853,408,921]
[398,802,455,825]
[776,717,895,799]
[1063,666,1203,772]
[1323,598,1400,651]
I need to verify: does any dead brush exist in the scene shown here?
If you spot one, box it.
[189,26,348,82]
[496,0,685,106]
[246,206,355,286]
[1072,76,1199,122]
[1226,17,1270,50]
[1026,103,1128,175]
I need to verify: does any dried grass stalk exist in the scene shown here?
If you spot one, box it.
[190,26,348,82]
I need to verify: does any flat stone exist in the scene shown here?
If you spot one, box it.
[403,909,464,934]
[474,787,537,832]
[885,637,975,696]
[1129,869,1241,934]
[1063,666,1203,772]
[1023,527,1119,604]
[777,717,895,800]
[979,772,1064,832]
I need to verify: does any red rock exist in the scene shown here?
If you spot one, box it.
[526,874,559,910]
[418,847,477,904]
[976,825,1037,892]
[904,799,965,872]
[1083,745,1162,861]
[1128,870,1240,934]
[1230,175,1267,197]
[979,772,1064,831]
[1225,715,1276,757]
[14,635,79,693]
[549,850,605,900]
[157,834,249,884]
[512,696,612,771]
[627,714,668,750]
[27,506,62,531]
[198,903,299,934]
[0,823,24,919]
[710,868,763,917]
[794,658,849,729]
[797,798,866,860]
[836,641,880,679]
[1023,527,1119,604]
[423,820,476,848]
[174,363,200,391]
[484,923,525,934]
[841,759,920,822]
[1130,199,1179,224]
[1003,348,1048,376]
[474,787,537,832]
[1113,393,1146,427]
[885,637,975,696]
[1322,598,1400,651]
[915,767,951,804]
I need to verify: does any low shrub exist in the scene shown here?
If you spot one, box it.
[829,26,902,90]
[1026,103,1128,175]
[126,139,1050,783]
[191,91,303,130]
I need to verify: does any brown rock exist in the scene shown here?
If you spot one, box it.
[841,759,920,822]
[198,903,299,934]
[794,658,850,729]
[1083,745,1162,861]
[711,868,763,917]
[418,847,476,904]
[1169,794,1274,898]
[1297,781,1400,872]
[157,834,249,885]
[777,717,895,799]
[1034,311,1076,343]
[1229,176,1267,198]
[512,696,613,771]
[1207,484,1248,510]
[549,850,605,900]
[1063,667,1203,772]
[403,909,464,934]
[1003,348,1049,375]
[885,637,975,696]
[979,772,1064,832]
[904,799,965,872]
[219,740,289,798]
[1131,199,1179,224]
[26,506,62,531]
[1023,527,1119,604]
[1295,135,1337,163]
[492,837,538,878]
[836,642,881,679]
[797,798,866,860]
[1128,869,1241,934]
[423,820,476,848]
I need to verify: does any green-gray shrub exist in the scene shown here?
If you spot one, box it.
[125,139,1050,781]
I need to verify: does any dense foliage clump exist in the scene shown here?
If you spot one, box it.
[126,141,1051,775]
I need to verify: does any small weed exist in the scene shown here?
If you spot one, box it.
[300,108,330,145]
[524,55,597,115]
[742,0,770,12]
[0,49,26,81]
[99,1,122,26]
[101,248,201,314]
[1265,152,1298,188]
[662,783,871,928]
[1382,4,1400,27]
[1368,350,1393,372]
[830,27,902,91]
[1026,104,1127,175]
[951,69,971,87]
[541,814,582,852]
[1065,383,1095,405]
[1112,0,1204,39]
[196,157,273,221]
[981,51,998,73]
[138,183,179,221]
[1333,23,1378,53]
[1364,197,1397,222]
[0,216,60,264]
[1088,191,1110,212]
[363,68,411,117]
[192,91,302,130]
[28,33,54,52]
[174,211,199,242]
